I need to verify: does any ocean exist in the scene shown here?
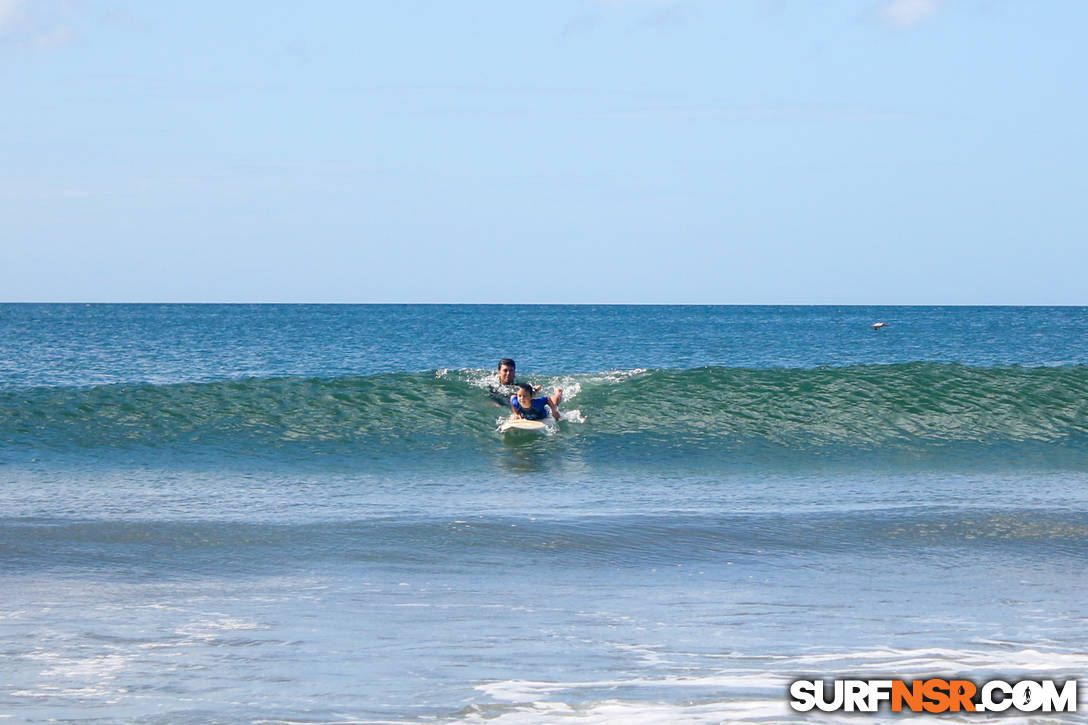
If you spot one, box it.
[1,304,1086,723]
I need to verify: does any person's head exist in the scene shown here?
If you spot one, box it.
[516,382,534,408]
[497,358,516,385]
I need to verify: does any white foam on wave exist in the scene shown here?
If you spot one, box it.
[12,649,129,701]
[478,672,786,703]
[610,642,669,667]
[174,616,265,641]
[788,646,1088,675]
[554,379,581,398]
[459,368,504,392]
[462,645,1088,724]
[450,697,787,724]
[585,368,648,384]
[558,408,585,424]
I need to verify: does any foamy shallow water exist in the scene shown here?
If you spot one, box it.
[3,467,1087,723]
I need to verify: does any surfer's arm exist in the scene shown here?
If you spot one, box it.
[546,397,560,421]
[510,403,523,419]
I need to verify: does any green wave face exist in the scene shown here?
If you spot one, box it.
[4,364,1088,467]
[575,363,1088,445]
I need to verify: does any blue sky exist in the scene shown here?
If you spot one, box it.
[2,0,1085,303]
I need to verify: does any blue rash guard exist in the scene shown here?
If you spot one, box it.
[510,394,550,420]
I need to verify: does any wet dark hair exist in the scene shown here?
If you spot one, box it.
[498,358,516,370]
[516,383,534,394]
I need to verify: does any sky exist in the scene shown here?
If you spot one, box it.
[1,0,1085,304]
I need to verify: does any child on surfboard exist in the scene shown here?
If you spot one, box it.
[511,383,562,422]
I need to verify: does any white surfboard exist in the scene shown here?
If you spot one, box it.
[499,417,554,435]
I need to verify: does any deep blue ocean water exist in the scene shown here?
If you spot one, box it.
[1,305,1086,723]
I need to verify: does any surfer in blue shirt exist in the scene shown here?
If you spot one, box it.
[511,383,561,421]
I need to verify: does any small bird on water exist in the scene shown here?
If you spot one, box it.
[872,322,887,330]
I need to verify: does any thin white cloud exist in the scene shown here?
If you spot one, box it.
[0,0,77,49]
[0,0,24,31]
[877,0,942,28]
